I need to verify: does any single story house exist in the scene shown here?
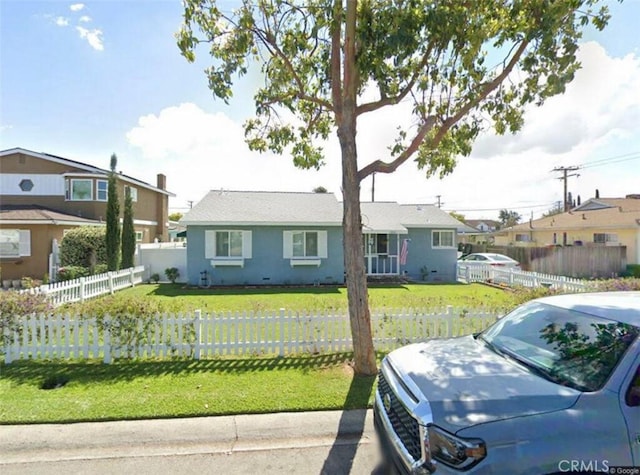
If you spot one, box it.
[180,190,462,286]
[493,195,640,264]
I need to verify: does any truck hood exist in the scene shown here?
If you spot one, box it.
[386,335,580,432]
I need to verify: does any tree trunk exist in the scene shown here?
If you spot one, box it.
[338,125,377,377]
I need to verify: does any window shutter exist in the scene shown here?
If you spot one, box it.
[318,231,328,258]
[19,230,31,256]
[242,231,252,258]
[204,230,216,259]
[283,231,293,258]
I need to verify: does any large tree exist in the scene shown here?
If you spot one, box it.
[106,153,121,271]
[121,187,136,269]
[178,0,612,375]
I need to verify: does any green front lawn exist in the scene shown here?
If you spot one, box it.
[0,353,377,424]
[1,282,521,424]
[86,282,517,313]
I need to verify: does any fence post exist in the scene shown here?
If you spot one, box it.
[279,308,285,357]
[465,265,470,283]
[509,268,514,286]
[560,276,567,290]
[108,272,114,295]
[103,315,111,364]
[194,309,201,360]
[446,305,453,338]
[79,277,86,302]
[129,267,135,287]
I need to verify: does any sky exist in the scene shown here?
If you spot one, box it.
[1,0,640,220]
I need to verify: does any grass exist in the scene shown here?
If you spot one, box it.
[2,282,519,424]
[0,353,377,424]
[88,282,517,313]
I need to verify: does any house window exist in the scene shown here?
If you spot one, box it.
[68,179,93,201]
[594,233,618,244]
[205,230,252,261]
[283,230,328,259]
[432,230,454,248]
[135,231,144,242]
[216,231,243,257]
[515,234,530,242]
[0,229,30,257]
[292,231,319,257]
[97,180,108,201]
[125,185,138,202]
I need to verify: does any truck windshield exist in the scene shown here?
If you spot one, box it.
[480,302,639,392]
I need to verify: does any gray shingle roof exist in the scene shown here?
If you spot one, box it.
[181,190,343,225]
[397,204,465,228]
[0,205,103,225]
[360,202,408,233]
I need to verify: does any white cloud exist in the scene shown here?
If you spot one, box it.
[79,15,91,23]
[76,26,104,51]
[70,3,85,12]
[54,16,69,27]
[126,42,640,219]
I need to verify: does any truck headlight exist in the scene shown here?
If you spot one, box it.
[427,425,486,469]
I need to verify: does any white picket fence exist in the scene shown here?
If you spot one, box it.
[19,266,146,307]
[457,264,588,292]
[2,306,500,363]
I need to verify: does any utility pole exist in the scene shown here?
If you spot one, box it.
[435,195,443,208]
[553,166,580,211]
[371,172,376,202]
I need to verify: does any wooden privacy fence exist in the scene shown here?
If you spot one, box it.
[19,266,145,306]
[456,263,588,292]
[2,307,500,363]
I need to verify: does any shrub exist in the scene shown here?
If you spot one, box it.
[60,227,107,269]
[589,278,640,292]
[150,273,160,284]
[66,294,167,318]
[0,292,52,353]
[622,265,640,278]
[57,266,90,282]
[165,267,180,284]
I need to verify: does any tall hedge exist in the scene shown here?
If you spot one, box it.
[121,186,136,269]
[106,153,121,271]
[60,226,107,269]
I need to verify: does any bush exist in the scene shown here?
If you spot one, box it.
[165,267,180,284]
[0,292,52,352]
[622,265,640,278]
[589,278,640,292]
[65,295,167,318]
[60,227,107,269]
[150,273,160,284]
[57,266,90,282]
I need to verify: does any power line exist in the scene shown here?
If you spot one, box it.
[552,166,580,211]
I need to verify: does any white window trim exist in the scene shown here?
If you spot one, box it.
[283,230,328,260]
[432,230,455,249]
[135,230,144,242]
[205,230,252,262]
[0,229,30,258]
[125,185,138,202]
[96,180,108,202]
[290,259,321,267]
[68,178,93,201]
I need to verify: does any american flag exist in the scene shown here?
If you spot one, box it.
[399,239,409,265]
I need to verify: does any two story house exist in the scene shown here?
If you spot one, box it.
[0,148,173,281]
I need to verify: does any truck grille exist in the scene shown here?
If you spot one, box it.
[377,370,422,462]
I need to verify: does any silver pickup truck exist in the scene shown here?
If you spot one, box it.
[374,292,640,474]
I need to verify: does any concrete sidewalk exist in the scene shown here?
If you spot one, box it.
[0,409,375,465]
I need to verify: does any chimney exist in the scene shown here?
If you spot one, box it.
[595,189,600,199]
[157,173,166,190]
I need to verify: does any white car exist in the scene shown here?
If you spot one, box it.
[458,252,521,269]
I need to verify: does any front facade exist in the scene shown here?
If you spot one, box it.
[182,191,460,286]
[493,196,640,264]
[0,148,173,281]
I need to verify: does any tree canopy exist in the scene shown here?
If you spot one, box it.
[178,0,613,375]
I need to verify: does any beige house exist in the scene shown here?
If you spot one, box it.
[0,148,173,281]
[493,195,640,264]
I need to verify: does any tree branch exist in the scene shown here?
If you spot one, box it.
[357,115,437,180]
[356,47,432,116]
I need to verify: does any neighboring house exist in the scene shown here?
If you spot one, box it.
[492,195,640,264]
[181,190,461,286]
[457,219,500,245]
[465,219,500,233]
[0,147,174,281]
